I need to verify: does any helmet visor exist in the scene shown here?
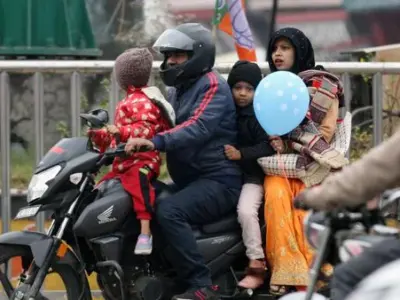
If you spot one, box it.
[153,29,195,52]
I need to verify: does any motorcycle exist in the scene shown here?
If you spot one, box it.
[0,109,273,300]
[344,257,400,300]
[281,189,400,300]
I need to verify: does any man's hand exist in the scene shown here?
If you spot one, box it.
[294,185,340,211]
[294,186,322,210]
[269,136,285,153]
[125,138,154,155]
[106,125,120,135]
[224,145,241,160]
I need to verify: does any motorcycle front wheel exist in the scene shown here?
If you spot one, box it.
[0,245,90,299]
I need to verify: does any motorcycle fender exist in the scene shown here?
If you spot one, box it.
[0,231,81,270]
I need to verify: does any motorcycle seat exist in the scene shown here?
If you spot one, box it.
[153,181,240,234]
[201,214,240,234]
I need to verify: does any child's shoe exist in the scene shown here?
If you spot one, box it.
[134,234,153,255]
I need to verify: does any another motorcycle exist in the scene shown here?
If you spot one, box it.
[345,257,400,300]
[0,109,273,300]
[281,189,400,300]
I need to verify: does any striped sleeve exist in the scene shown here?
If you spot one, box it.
[154,72,228,151]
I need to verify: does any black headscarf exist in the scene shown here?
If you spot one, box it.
[267,27,317,74]
[268,28,344,108]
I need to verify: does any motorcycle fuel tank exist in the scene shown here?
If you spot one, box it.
[73,188,133,238]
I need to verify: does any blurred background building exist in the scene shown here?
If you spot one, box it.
[3,0,398,61]
[168,0,400,61]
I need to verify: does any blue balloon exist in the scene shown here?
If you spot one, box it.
[254,71,309,136]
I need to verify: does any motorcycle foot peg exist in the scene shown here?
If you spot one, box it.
[237,287,254,297]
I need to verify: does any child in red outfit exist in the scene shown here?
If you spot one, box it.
[90,48,175,255]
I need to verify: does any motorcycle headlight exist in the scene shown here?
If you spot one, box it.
[304,211,328,250]
[27,165,62,202]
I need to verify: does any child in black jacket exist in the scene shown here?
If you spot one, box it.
[224,60,276,289]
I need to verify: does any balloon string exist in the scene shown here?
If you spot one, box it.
[276,152,295,202]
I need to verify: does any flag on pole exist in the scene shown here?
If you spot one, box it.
[213,0,257,62]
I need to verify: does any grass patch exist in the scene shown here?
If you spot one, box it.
[0,148,35,190]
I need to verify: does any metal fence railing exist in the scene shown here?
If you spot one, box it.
[1,60,400,235]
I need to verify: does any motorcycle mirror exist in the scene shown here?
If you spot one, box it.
[379,188,400,212]
[80,109,109,129]
[280,291,328,300]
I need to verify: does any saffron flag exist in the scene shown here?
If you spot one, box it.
[213,0,257,62]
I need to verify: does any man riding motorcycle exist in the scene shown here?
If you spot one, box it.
[125,23,242,300]
[295,128,400,300]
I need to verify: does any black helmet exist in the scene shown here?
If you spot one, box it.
[153,23,216,87]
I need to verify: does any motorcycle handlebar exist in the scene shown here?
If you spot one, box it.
[103,144,151,156]
[96,143,151,168]
[94,144,127,168]
[104,143,127,157]
[335,211,363,222]
[294,194,366,223]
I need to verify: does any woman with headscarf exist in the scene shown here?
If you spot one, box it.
[259,28,349,295]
